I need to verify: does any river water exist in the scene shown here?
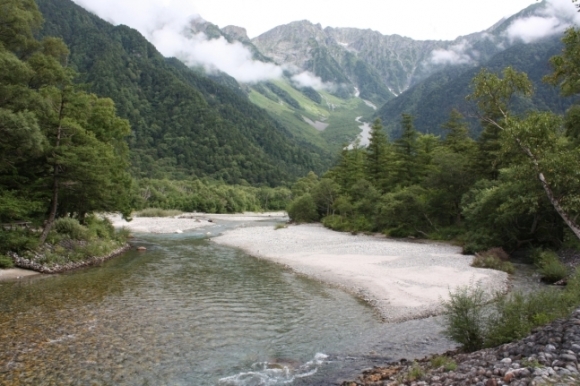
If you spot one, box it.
[0,222,459,385]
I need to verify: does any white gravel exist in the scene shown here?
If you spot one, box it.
[107,212,287,233]
[213,223,509,322]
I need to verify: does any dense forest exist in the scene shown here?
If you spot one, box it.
[34,0,332,186]
[0,0,295,267]
[287,29,580,255]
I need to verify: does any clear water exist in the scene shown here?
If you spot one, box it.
[0,223,457,385]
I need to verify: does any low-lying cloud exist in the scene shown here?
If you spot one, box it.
[430,40,474,65]
[72,0,327,86]
[505,0,580,43]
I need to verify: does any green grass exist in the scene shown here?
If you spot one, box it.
[429,355,457,371]
[248,78,376,154]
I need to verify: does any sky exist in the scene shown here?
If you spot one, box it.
[71,0,579,84]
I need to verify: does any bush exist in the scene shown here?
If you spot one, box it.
[287,194,319,223]
[441,284,489,352]
[0,229,39,253]
[54,217,89,240]
[0,254,14,268]
[443,268,580,351]
[85,215,115,240]
[471,248,515,274]
[535,251,568,283]
[485,289,566,347]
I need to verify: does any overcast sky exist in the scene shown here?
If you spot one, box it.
[73,0,542,40]
[71,0,578,84]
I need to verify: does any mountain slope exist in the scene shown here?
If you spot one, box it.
[376,35,574,138]
[35,0,331,185]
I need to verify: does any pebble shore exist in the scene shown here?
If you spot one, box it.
[343,308,580,386]
[213,223,508,322]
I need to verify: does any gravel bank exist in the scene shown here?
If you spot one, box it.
[107,212,287,233]
[344,308,580,386]
[0,268,40,281]
[212,224,508,322]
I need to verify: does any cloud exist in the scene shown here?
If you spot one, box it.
[430,40,474,65]
[71,0,284,83]
[505,0,580,43]
[290,71,329,90]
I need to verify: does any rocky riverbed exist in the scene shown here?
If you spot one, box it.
[343,308,580,386]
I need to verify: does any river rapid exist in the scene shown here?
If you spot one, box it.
[0,221,460,385]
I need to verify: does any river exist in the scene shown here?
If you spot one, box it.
[0,221,459,385]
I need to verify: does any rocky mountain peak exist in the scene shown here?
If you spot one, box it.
[222,25,249,42]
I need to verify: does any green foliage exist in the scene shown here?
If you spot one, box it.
[35,0,329,185]
[443,269,580,351]
[133,178,289,214]
[274,223,288,230]
[535,250,569,283]
[0,229,39,254]
[0,254,14,268]
[266,82,302,109]
[287,194,319,223]
[54,217,89,240]
[441,284,489,352]
[471,248,515,274]
[407,362,425,381]
[429,356,457,372]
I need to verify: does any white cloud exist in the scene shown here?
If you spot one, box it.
[72,0,284,83]
[505,0,580,43]
[290,71,328,90]
[174,33,283,83]
[430,41,473,65]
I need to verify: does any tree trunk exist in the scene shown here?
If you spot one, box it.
[39,93,66,244]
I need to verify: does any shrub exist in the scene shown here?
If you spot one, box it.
[54,217,89,240]
[407,362,425,381]
[85,216,115,240]
[535,251,568,283]
[441,284,489,352]
[471,248,514,274]
[0,254,14,268]
[0,229,39,253]
[430,355,457,371]
[484,290,566,347]
[443,269,580,351]
[274,223,288,230]
[287,194,319,223]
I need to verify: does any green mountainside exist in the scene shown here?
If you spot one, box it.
[35,0,331,186]
[376,36,574,138]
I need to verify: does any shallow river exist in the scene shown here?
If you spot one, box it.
[0,222,459,385]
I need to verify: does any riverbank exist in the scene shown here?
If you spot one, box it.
[107,211,287,233]
[343,307,580,385]
[0,268,40,281]
[212,223,508,322]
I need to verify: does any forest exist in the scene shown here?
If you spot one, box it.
[287,29,580,257]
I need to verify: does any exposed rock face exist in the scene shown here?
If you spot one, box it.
[249,1,555,100]
[221,25,250,42]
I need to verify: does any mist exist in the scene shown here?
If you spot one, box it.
[71,0,327,86]
[505,0,580,43]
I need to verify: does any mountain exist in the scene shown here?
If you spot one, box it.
[375,35,574,138]
[35,0,331,186]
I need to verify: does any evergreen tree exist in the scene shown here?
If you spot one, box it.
[364,118,391,192]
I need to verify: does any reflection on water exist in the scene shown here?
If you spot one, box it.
[0,228,456,385]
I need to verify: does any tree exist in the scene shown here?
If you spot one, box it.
[469,66,580,241]
[0,0,133,242]
[364,118,391,191]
